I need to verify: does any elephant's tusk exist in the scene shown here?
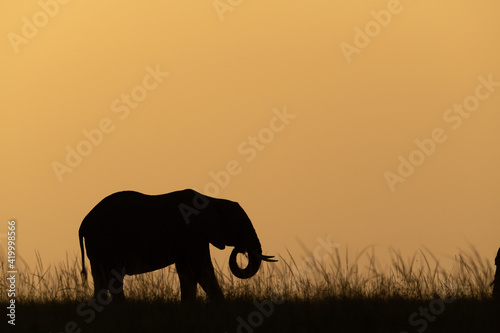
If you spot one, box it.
[261,254,275,259]
[251,251,278,262]
[262,256,278,262]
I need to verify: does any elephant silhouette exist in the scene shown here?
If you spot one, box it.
[79,189,276,302]
[492,247,500,300]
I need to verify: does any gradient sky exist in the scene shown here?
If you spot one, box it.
[2,1,500,271]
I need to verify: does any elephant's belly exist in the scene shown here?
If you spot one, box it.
[124,256,175,275]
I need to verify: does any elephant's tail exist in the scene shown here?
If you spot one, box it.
[79,231,87,284]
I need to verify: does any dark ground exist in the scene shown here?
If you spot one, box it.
[3,297,500,333]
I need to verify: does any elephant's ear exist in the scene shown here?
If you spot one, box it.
[211,240,226,250]
[189,198,227,250]
[188,219,226,249]
[204,214,226,250]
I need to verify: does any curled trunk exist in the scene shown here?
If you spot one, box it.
[229,248,262,279]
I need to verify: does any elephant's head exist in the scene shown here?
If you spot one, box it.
[192,194,277,279]
[222,201,277,279]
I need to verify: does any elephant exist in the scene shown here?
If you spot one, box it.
[78,189,277,302]
[492,247,500,300]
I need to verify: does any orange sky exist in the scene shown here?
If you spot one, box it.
[1,1,500,271]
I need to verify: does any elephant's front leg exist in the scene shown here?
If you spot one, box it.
[196,251,224,302]
[493,266,500,300]
[198,268,224,302]
[175,261,197,302]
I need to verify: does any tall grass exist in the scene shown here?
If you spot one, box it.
[0,245,494,303]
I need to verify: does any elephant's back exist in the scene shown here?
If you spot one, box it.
[78,189,202,235]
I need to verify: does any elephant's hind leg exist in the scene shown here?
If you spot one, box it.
[90,261,108,299]
[90,260,126,304]
[108,267,126,302]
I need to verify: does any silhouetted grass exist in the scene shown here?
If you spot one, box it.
[1,245,498,332]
